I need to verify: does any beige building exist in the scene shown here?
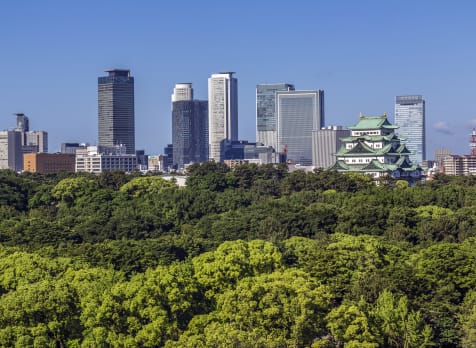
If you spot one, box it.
[442,155,476,176]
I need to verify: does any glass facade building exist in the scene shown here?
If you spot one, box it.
[256,83,294,151]
[208,72,238,162]
[276,90,324,165]
[395,95,425,164]
[172,98,208,170]
[98,69,135,154]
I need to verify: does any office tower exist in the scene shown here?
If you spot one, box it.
[276,90,324,165]
[172,83,208,169]
[434,148,451,168]
[312,126,350,168]
[0,131,22,171]
[171,83,193,102]
[13,113,48,153]
[15,113,29,132]
[164,144,174,171]
[256,83,295,151]
[395,95,425,164]
[98,69,135,154]
[24,131,48,153]
[208,72,238,162]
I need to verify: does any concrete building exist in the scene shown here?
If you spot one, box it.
[208,72,238,162]
[224,140,275,165]
[61,143,89,154]
[172,83,208,170]
[23,153,75,174]
[147,155,167,173]
[395,95,425,164]
[75,145,137,174]
[0,131,22,171]
[276,90,324,165]
[442,155,476,175]
[312,126,350,168]
[98,69,135,154]
[256,83,295,151]
[14,113,48,153]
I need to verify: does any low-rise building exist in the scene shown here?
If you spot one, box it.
[75,145,137,174]
[23,153,75,174]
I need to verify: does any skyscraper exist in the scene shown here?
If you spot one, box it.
[172,83,208,169]
[13,113,48,153]
[15,113,29,132]
[395,95,425,163]
[256,83,295,151]
[276,90,324,165]
[208,72,238,162]
[98,69,135,154]
[171,83,194,102]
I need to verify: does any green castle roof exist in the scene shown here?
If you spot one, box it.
[347,114,399,130]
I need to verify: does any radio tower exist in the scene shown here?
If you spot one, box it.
[470,128,476,156]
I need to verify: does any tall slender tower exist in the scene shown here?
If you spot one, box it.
[256,83,295,151]
[208,72,238,162]
[98,69,135,154]
[276,90,324,165]
[172,83,208,169]
[395,95,425,163]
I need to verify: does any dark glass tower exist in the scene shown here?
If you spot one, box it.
[98,69,135,154]
[172,99,208,169]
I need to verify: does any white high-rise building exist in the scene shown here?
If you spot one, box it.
[276,90,324,165]
[395,95,425,164]
[208,72,238,162]
[171,83,193,103]
[0,131,22,171]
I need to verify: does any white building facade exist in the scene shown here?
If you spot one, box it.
[208,72,238,162]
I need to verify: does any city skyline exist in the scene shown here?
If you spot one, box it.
[1,1,476,157]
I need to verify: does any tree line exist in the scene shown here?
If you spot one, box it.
[0,164,476,346]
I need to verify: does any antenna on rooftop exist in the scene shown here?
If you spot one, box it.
[470,128,476,156]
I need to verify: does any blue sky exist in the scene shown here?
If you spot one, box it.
[1,0,476,157]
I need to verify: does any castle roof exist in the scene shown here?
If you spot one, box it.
[347,114,399,130]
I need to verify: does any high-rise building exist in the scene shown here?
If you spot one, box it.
[15,113,29,132]
[171,83,193,102]
[0,131,22,171]
[395,95,425,164]
[276,90,324,165]
[312,126,350,168]
[98,69,135,154]
[208,72,238,162]
[172,83,208,170]
[13,113,48,153]
[24,131,48,153]
[256,83,295,151]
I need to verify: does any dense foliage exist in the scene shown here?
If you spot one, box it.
[1,165,476,347]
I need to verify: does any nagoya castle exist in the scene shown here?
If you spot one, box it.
[329,113,423,182]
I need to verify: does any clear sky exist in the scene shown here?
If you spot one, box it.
[1,0,476,158]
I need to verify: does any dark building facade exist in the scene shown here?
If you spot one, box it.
[172,100,208,169]
[98,69,135,154]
